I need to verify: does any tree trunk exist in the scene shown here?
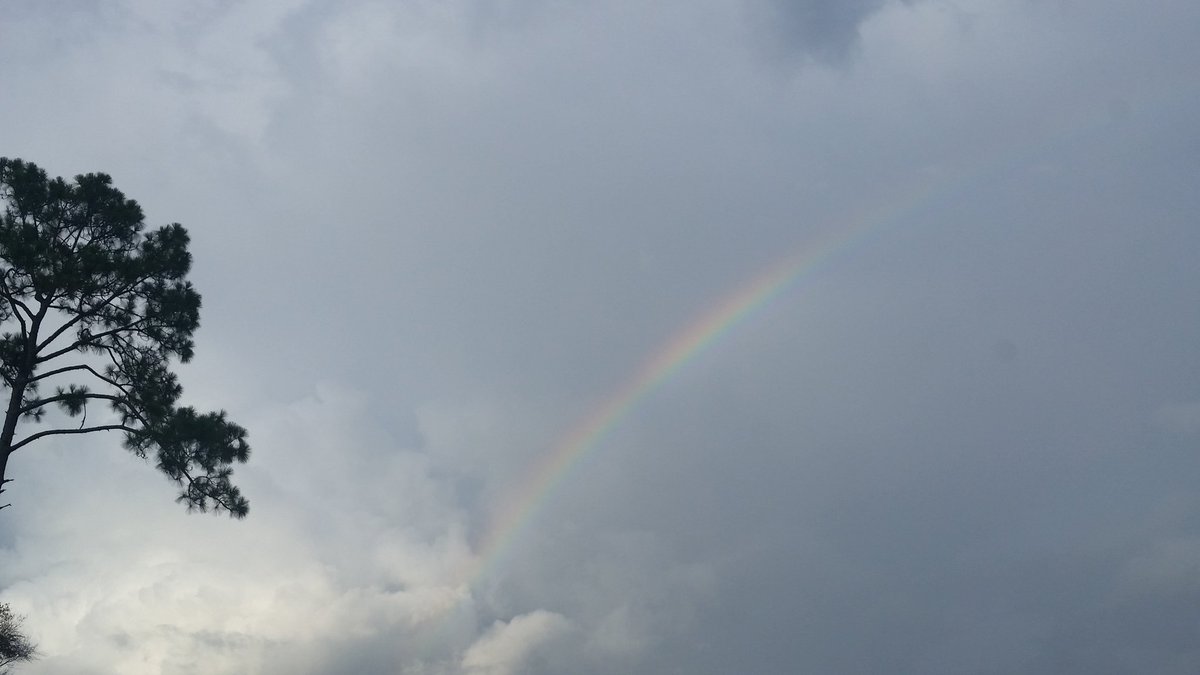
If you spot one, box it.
[0,381,24,508]
[1,300,47,508]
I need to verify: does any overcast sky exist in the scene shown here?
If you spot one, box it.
[1,1,1199,673]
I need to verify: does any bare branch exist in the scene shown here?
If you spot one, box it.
[11,423,141,452]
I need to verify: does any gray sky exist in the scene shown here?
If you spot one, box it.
[1,1,1199,673]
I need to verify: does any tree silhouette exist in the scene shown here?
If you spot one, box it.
[0,603,35,673]
[0,158,249,517]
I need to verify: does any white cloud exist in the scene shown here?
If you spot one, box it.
[0,385,476,674]
[460,610,569,675]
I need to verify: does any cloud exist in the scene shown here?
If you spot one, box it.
[460,610,569,675]
[0,385,474,674]
[748,0,899,64]
[2,0,1200,673]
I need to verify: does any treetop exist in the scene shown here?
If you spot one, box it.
[0,157,249,517]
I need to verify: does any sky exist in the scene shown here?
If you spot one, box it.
[0,0,1199,673]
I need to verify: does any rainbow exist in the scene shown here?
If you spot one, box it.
[420,68,1196,663]
[452,173,945,589]
[448,77,1189,591]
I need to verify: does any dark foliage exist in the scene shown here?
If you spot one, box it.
[0,157,249,517]
[0,603,35,673]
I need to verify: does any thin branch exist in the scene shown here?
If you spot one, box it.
[47,302,146,324]
[62,202,91,254]
[179,467,241,514]
[0,270,35,319]
[28,363,131,395]
[0,273,30,338]
[98,343,127,379]
[11,423,141,452]
[20,389,149,429]
[36,318,147,363]
[35,274,151,352]
[19,391,124,415]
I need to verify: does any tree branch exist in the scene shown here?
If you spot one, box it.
[19,391,124,415]
[28,363,131,395]
[0,272,30,338]
[36,318,147,363]
[11,424,141,452]
[35,275,150,352]
[21,291,54,376]
[179,467,243,515]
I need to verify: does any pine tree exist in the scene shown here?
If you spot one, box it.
[0,158,249,517]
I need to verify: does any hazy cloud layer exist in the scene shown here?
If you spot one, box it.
[1,1,1199,673]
